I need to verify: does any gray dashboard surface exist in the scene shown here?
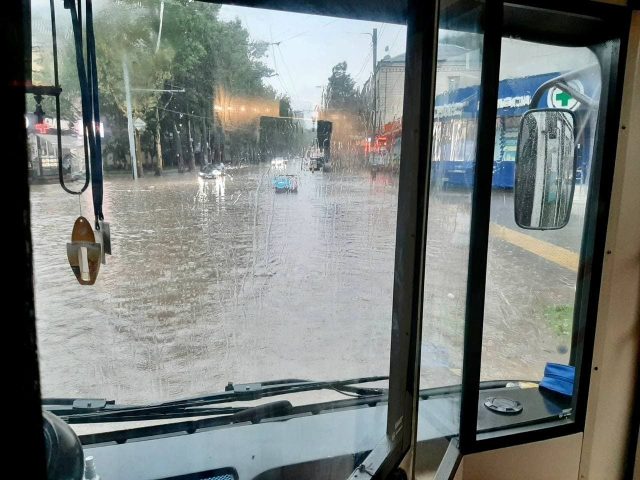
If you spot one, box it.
[84,388,561,479]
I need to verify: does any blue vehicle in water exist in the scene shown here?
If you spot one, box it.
[273,175,299,193]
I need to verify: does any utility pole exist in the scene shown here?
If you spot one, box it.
[371,27,378,157]
[155,1,165,54]
[315,85,325,111]
[123,57,138,180]
[123,57,185,180]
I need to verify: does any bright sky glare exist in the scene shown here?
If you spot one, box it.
[218,5,407,115]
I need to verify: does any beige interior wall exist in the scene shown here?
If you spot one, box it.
[460,434,583,480]
[578,10,640,480]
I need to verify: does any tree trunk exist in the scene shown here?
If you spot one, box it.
[172,119,184,173]
[187,118,195,171]
[201,114,209,164]
[135,129,144,177]
[208,129,213,164]
[155,106,163,175]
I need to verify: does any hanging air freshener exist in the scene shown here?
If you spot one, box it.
[67,216,102,285]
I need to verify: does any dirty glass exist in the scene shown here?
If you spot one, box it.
[477,38,601,433]
[27,0,410,476]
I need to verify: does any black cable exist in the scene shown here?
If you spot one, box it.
[52,0,90,195]
[86,0,104,226]
[69,0,103,227]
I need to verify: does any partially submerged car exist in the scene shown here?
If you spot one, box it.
[199,163,224,179]
[273,174,299,193]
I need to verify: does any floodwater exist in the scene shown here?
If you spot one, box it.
[31,161,398,403]
[30,160,576,404]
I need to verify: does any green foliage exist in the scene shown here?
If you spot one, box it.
[322,62,369,147]
[34,0,280,169]
[544,305,574,338]
[325,61,359,111]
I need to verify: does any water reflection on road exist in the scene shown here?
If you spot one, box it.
[31,160,577,404]
[31,162,399,403]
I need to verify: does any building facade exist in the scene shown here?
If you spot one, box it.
[362,44,480,134]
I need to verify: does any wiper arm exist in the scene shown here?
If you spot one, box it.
[43,376,388,423]
[43,398,117,415]
[221,376,387,401]
[58,400,295,425]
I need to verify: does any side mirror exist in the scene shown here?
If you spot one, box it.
[514,109,577,230]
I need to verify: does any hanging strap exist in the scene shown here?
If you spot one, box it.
[86,0,104,226]
[68,0,104,229]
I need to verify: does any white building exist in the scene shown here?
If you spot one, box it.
[363,44,480,132]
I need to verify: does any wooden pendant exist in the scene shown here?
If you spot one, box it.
[67,216,101,285]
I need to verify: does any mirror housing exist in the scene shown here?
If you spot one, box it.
[514,108,577,230]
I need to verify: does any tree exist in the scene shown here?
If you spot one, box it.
[155,3,276,166]
[36,0,281,174]
[325,61,360,111]
[96,2,174,176]
[322,62,368,160]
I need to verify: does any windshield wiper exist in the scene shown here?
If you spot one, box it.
[44,378,531,425]
[42,376,388,424]
[54,400,295,425]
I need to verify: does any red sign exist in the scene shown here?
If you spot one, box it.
[35,122,51,134]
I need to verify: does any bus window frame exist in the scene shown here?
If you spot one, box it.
[458,6,632,456]
[7,0,634,478]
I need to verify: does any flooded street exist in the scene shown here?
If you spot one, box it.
[31,162,399,403]
[31,160,577,404]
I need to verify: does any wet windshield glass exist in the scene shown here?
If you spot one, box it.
[27,0,406,418]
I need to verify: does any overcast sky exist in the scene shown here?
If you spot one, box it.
[209,5,406,115]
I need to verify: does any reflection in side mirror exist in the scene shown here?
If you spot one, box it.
[514,109,577,230]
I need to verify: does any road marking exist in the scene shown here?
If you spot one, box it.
[489,223,579,272]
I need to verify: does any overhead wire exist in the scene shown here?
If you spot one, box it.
[272,13,314,42]
[377,22,386,44]
[388,27,403,53]
[276,44,302,111]
[273,18,338,45]
[269,28,294,105]
[353,50,373,84]
[159,106,208,120]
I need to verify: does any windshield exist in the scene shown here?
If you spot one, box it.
[28,0,405,422]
